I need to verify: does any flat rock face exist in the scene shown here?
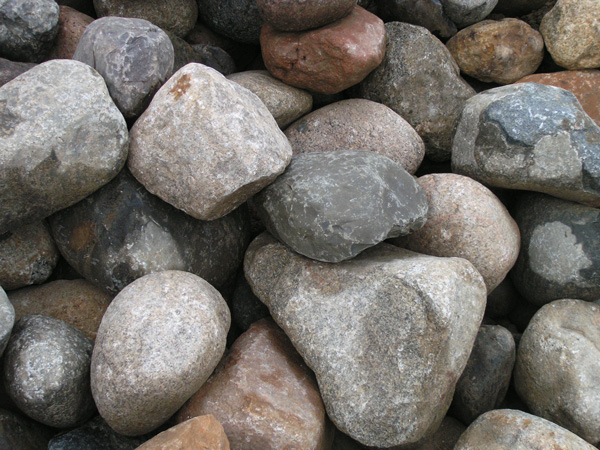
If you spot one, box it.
[0,408,52,450]
[244,234,487,448]
[136,415,230,450]
[2,314,96,428]
[0,59,129,234]
[128,63,292,221]
[196,0,263,44]
[357,22,475,161]
[0,288,14,356]
[47,6,93,60]
[376,0,457,38]
[441,0,498,28]
[514,299,600,444]
[451,83,600,207]
[176,319,333,450]
[510,192,600,305]
[253,150,429,263]
[257,0,357,31]
[261,6,386,95]
[73,17,174,119]
[285,99,425,174]
[91,271,230,436]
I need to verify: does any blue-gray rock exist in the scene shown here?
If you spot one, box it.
[253,150,428,263]
[73,17,174,119]
[452,83,600,207]
[0,288,14,356]
[376,0,457,38]
[441,0,498,28]
[0,58,36,87]
[196,0,263,44]
[0,408,52,450]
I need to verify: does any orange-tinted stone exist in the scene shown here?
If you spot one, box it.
[135,415,229,450]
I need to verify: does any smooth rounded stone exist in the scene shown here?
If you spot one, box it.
[451,83,600,207]
[261,6,386,95]
[8,279,112,341]
[46,6,93,60]
[0,222,59,291]
[0,59,129,234]
[73,17,174,119]
[196,0,263,44]
[442,0,497,28]
[191,44,236,75]
[357,22,475,162]
[136,415,230,450]
[230,272,270,331]
[412,416,467,450]
[253,151,429,263]
[540,0,600,70]
[228,70,312,129]
[493,0,548,16]
[376,0,457,38]
[92,0,198,37]
[0,288,14,356]
[0,58,36,87]
[0,408,52,450]
[0,0,59,62]
[176,318,333,449]
[128,63,292,221]
[510,192,600,305]
[2,314,95,427]
[244,234,487,448]
[485,277,519,319]
[257,0,356,31]
[514,299,600,443]
[49,169,250,295]
[446,19,544,84]
[91,271,230,436]
[392,173,520,294]
[285,99,425,174]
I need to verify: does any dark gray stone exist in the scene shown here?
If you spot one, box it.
[441,0,498,28]
[0,58,36,87]
[257,0,357,32]
[0,288,14,356]
[376,0,457,38]
[0,408,52,450]
[196,0,263,44]
[191,44,236,75]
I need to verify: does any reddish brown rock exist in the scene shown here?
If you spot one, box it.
[46,6,93,60]
[176,318,333,450]
[257,0,357,31]
[260,6,386,94]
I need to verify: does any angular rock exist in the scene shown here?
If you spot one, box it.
[128,63,292,221]
[451,83,600,207]
[0,408,52,450]
[196,0,263,44]
[442,0,498,28]
[91,271,230,436]
[46,6,93,60]
[0,58,36,87]
[0,288,14,356]
[261,6,386,95]
[413,416,467,450]
[244,234,487,448]
[2,314,95,428]
[257,0,357,31]
[357,22,475,161]
[253,151,428,263]
[285,99,425,174]
[376,0,457,38]
[136,415,230,450]
[0,59,129,234]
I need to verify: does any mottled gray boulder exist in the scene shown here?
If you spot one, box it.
[0,408,52,450]
[73,17,174,119]
[253,151,428,263]
[0,0,59,62]
[128,63,292,221]
[452,83,600,207]
[0,59,129,234]
[442,0,498,28]
[514,299,600,444]
[0,58,36,87]
[91,271,230,436]
[510,192,600,305]
[196,0,263,44]
[357,22,475,161]
[376,0,457,38]
[0,288,14,356]
[244,234,487,448]
[2,315,95,428]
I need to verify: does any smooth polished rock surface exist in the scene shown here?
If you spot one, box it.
[257,0,357,31]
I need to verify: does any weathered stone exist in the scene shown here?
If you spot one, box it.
[446,19,544,84]
[0,288,14,356]
[46,6,93,60]
[0,408,52,450]
[253,151,428,263]
[0,59,129,234]
[442,0,498,28]
[191,44,236,75]
[285,99,425,174]
[244,234,487,447]
[451,83,600,207]
[357,22,475,161]
[230,272,270,331]
[493,0,548,16]
[91,271,230,436]
[376,0,457,38]
[196,0,263,44]
[128,63,292,221]
[2,315,95,428]
[261,6,386,95]
[257,0,357,31]
[176,319,332,449]
[136,415,230,450]
[0,58,36,87]
[0,222,59,291]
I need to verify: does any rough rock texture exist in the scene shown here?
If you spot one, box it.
[451,83,600,207]
[196,0,263,44]
[0,408,52,450]
[540,0,600,70]
[49,169,250,295]
[446,19,544,84]
[128,63,292,221]
[392,173,520,293]
[510,192,600,305]
[244,234,487,448]
[261,6,386,95]
[442,0,498,28]
[0,288,14,356]
[2,315,96,428]
[257,0,357,31]
[253,151,429,263]
[0,59,129,234]
[376,0,457,38]
[514,299,600,444]
[0,0,59,62]
[176,319,333,449]
[73,17,174,119]
[413,416,467,450]
[136,415,230,450]
[357,22,475,161]
[285,99,425,174]
[91,271,230,436]
[228,70,312,128]
[0,58,36,87]
[454,409,597,449]
[0,222,59,291]
[46,6,93,60]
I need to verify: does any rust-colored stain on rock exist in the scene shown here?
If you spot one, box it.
[69,221,95,252]
[169,73,192,100]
